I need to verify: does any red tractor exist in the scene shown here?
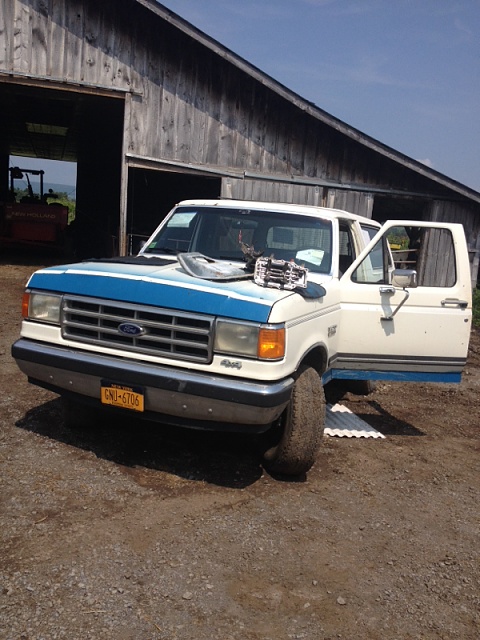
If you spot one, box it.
[0,167,69,250]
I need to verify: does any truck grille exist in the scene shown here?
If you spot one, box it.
[61,295,214,363]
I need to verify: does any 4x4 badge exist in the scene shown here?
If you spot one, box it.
[220,359,242,370]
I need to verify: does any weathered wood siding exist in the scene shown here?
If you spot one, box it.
[1,0,479,274]
[222,181,374,218]
[427,200,480,287]
[326,189,374,218]
[222,178,324,207]
[1,0,471,200]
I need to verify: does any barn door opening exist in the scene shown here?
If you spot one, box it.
[126,168,221,254]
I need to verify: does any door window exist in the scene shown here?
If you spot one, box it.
[389,226,456,287]
[352,225,457,287]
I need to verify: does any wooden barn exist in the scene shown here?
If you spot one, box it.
[1,0,480,283]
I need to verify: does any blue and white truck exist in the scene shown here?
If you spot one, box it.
[12,199,472,475]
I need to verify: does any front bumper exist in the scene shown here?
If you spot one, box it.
[12,339,294,431]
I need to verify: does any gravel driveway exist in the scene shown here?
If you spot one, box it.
[1,260,479,640]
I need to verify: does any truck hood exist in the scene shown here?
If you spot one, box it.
[28,257,304,323]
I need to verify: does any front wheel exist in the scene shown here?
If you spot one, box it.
[263,365,325,476]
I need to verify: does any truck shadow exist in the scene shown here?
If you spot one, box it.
[15,398,266,488]
[348,399,425,437]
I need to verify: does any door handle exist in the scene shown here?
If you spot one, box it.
[441,298,468,309]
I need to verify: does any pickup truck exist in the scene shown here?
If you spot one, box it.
[12,199,472,476]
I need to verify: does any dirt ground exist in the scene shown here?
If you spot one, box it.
[1,256,479,640]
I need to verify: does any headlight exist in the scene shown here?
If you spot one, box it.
[215,320,285,360]
[23,291,62,324]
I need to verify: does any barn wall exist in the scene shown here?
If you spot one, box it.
[427,200,480,287]
[2,0,472,200]
[326,189,374,218]
[2,0,480,267]
[222,181,375,219]
[222,178,324,207]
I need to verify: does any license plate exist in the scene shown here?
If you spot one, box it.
[100,381,144,412]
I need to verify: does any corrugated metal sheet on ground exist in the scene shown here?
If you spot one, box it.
[325,403,386,438]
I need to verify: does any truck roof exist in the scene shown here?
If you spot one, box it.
[175,199,381,226]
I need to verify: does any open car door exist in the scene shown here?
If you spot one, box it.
[332,220,472,384]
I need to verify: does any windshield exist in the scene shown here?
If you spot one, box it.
[143,206,333,274]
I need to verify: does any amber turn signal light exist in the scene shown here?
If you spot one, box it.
[257,327,285,359]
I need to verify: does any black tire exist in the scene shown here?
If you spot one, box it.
[62,397,99,430]
[263,365,325,476]
[345,380,377,396]
[325,379,376,403]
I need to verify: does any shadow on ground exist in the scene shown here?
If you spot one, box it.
[351,399,425,437]
[16,398,267,489]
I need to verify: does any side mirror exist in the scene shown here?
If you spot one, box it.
[391,269,417,289]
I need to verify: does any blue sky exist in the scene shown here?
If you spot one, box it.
[11,1,480,193]
[159,0,480,192]
[9,157,77,192]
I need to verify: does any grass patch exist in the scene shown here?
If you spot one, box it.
[473,288,480,327]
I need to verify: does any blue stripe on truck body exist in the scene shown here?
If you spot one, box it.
[28,263,283,323]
